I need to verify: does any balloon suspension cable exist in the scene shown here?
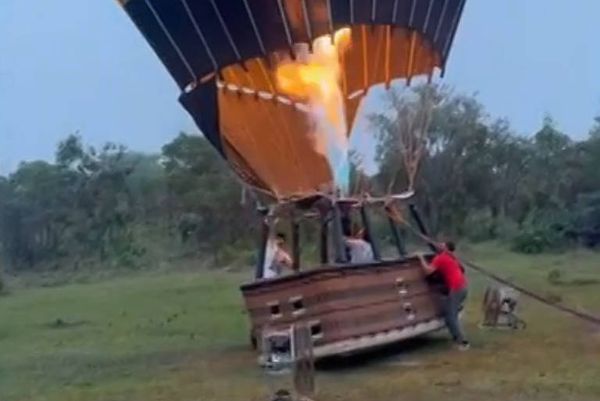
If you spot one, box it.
[387,86,437,195]
[384,204,600,327]
[350,151,367,197]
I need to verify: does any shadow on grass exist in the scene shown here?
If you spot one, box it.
[316,335,449,372]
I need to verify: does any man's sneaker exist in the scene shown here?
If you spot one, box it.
[456,341,470,351]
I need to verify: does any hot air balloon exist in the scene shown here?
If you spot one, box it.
[118,0,467,361]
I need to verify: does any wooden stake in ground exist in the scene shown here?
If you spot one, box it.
[292,324,315,400]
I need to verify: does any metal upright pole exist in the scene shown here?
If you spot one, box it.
[255,207,270,280]
[332,203,349,263]
[292,219,300,272]
[408,203,437,252]
[360,205,381,260]
[388,216,407,257]
[319,214,329,264]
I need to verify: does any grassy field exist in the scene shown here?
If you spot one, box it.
[1,244,599,401]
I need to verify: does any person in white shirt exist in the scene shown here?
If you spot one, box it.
[344,227,374,264]
[263,232,293,279]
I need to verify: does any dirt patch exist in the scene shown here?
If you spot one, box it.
[45,318,91,329]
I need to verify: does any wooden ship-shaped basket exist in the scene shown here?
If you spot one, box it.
[243,194,448,361]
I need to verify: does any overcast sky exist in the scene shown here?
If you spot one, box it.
[1,0,599,174]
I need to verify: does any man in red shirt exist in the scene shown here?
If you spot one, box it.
[418,241,470,350]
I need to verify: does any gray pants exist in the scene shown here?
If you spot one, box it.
[442,288,468,343]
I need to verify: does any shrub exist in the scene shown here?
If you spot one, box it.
[463,210,496,243]
[0,268,6,294]
[494,218,520,243]
[511,207,573,254]
[511,230,544,254]
[463,211,520,243]
[511,224,566,254]
[547,269,562,284]
[214,243,256,269]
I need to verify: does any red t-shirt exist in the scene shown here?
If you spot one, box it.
[431,251,466,291]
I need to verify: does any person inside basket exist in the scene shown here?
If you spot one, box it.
[344,224,374,264]
[263,232,293,279]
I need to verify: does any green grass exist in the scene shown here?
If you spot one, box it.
[1,244,599,401]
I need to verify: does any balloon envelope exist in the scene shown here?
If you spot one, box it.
[119,0,467,200]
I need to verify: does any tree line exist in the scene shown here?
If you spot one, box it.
[0,133,254,271]
[373,86,600,252]
[1,86,599,272]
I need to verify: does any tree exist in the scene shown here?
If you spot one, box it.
[371,86,497,235]
[369,88,600,248]
[1,161,74,266]
[161,133,255,256]
[55,135,140,261]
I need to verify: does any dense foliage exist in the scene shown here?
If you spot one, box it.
[1,87,599,271]
[0,133,254,271]
[373,86,600,253]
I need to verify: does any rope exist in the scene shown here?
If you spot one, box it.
[384,204,600,327]
[463,259,600,326]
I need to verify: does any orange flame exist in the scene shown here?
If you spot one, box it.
[276,28,352,184]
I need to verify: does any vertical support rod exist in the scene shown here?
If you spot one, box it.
[360,206,381,260]
[406,30,417,86]
[255,208,270,280]
[319,215,329,264]
[408,204,437,252]
[292,219,300,272]
[361,25,369,91]
[332,204,348,263]
[384,25,392,89]
[388,216,406,257]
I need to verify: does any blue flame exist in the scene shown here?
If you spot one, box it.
[328,145,350,196]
